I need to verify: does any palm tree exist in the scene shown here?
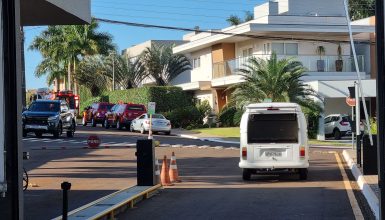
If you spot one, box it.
[226,15,242,26]
[228,53,318,110]
[76,54,148,95]
[142,45,191,86]
[30,18,115,92]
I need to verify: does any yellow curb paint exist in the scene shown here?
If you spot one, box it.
[335,153,364,220]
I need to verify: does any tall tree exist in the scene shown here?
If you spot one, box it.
[29,18,115,92]
[226,15,242,26]
[228,53,318,110]
[142,45,191,86]
[76,54,147,96]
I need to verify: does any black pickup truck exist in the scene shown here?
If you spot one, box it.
[22,100,76,138]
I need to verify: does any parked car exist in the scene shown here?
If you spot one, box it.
[22,100,76,138]
[324,114,352,140]
[130,113,171,135]
[82,102,114,127]
[104,103,147,130]
[239,103,309,180]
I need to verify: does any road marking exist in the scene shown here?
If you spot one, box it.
[335,153,364,220]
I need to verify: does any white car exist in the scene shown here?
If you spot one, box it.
[324,114,351,140]
[130,113,171,135]
[239,103,309,181]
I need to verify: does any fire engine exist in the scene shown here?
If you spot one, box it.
[55,90,80,116]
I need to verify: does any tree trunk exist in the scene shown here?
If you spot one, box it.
[73,58,78,95]
[67,59,71,91]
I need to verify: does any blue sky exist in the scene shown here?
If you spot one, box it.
[24,0,265,89]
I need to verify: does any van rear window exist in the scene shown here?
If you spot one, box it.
[247,113,299,143]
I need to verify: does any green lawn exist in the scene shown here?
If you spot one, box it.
[191,127,240,138]
[308,139,351,147]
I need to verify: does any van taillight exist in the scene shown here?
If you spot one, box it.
[242,147,247,159]
[300,147,305,158]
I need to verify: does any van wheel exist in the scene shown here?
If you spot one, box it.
[299,168,308,180]
[242,169,251,181]
[333,129,341,140]
[104,119,110,129]
[91,118,96,127]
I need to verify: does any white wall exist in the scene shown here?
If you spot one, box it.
[190,47,212,82]
[324,98,352,116]
[286,0,345,16]
[195,90,215,109]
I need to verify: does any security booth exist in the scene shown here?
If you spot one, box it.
[0,1,90,219]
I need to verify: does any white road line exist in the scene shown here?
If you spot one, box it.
[335,153,364,220]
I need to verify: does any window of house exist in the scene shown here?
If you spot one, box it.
[242,48,253,57]
[272,43,298,55]
[193,57,201,69]
[263,43,271,54]
[285,43,298,55]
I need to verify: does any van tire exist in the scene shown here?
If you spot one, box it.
[242,169,251,181]
[299,168,308,180]
[333,129,341,140]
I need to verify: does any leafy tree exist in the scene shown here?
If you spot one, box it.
[226,15,242,26]
[228,53,319,110]
[142,45,191,86]
[30,18,115,92]
[244,11,254,22]
[76,54,147,96]
[349,0,375,21]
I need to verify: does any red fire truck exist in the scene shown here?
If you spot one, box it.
[55,90,80,116]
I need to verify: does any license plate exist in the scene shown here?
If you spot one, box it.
[265,151,282,157]
[26,125,47,130]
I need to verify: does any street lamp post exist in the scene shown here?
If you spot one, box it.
[376,0,385,219]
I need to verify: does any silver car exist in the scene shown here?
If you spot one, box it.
[130,113,171,135]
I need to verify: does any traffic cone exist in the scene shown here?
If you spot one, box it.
[155,158,161,184]
[169,152,182,183]
[160,155,173,186]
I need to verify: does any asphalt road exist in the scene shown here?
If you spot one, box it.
[22,125,373,220]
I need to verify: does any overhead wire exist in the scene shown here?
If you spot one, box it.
[95,17,373,45]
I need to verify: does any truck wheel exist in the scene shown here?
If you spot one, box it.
[242,169,251,181]
[333,129,341,140]
[53,123,62,138]
[66,121,75,138]
[299,168,308,180]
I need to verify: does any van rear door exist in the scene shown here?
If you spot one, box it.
[247,113,299,162]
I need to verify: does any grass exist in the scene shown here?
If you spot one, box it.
[191,127,240,138]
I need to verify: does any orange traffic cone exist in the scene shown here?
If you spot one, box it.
[160,155,173,186]
[155,158,161,184]
[169,152,182,183]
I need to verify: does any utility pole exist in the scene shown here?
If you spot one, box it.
[376,0,385,219]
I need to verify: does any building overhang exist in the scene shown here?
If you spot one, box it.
[21,0,91,26]
[175,81,212,91]
[174,22,374,54]
[307,79,376,98]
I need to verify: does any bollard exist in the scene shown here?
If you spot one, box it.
[61,181,72,220]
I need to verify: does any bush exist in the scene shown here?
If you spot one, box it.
[218,106,240,127]
[163,106,201,128]
[102,86,193,112]
[196,100,211,119]
[79,85,93,104]
[302,104,322,139]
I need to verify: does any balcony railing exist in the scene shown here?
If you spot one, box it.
[212,55,365,79]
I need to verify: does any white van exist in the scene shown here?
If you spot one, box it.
[239,102,309,180]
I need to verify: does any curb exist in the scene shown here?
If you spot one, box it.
[177,134,240,145]
[342,150,379,219]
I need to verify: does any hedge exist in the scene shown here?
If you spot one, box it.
[99,86,194,113]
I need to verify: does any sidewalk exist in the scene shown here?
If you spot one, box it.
[172,128,240,144]
[342,149,379,219]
